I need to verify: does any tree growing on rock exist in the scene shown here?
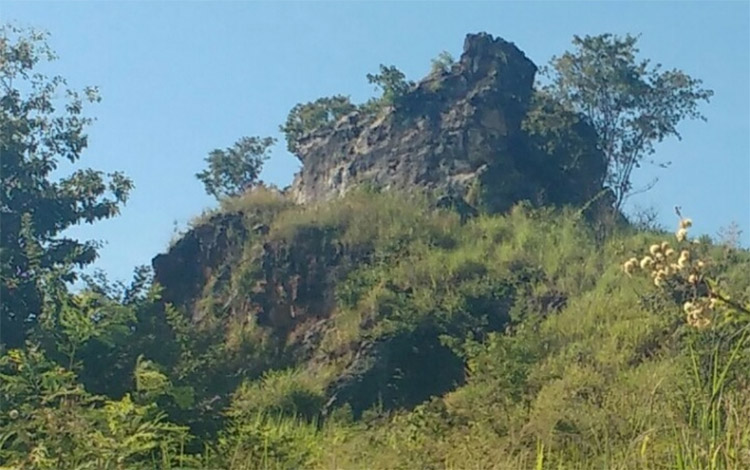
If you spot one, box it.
[364,64,414,111]
[430,51,455,75]
[280,96,356,156]
[542,33,713,210]
[196,136,275,199]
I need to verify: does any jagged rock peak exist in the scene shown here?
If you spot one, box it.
[460,32,535,77]
[288,32,603,214]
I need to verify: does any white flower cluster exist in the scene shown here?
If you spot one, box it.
[623,217,715,329]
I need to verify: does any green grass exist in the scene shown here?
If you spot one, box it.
[4,191,749,469]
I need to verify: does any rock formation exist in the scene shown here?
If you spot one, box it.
[288,32,606,213]
[151,32,610,418]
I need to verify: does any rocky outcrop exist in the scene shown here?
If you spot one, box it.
[149,33,611,427]
[152,212,246,320]
[153,33,607,323]
[152,213,347,331]
[288,32,606,213]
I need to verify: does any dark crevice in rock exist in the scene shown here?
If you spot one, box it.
[322,328,466,419]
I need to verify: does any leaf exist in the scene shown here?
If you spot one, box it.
[169,386,195,410]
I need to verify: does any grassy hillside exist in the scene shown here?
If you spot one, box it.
[4,188,748,469]
[194,189,750,469]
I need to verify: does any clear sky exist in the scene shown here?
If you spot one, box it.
[2,1,749,284]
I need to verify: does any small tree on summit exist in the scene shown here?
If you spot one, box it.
[430,51,455,75]
[542,33,713,211]
[281,96,356,156]
[365,64,414,110]
[196,136,275,200]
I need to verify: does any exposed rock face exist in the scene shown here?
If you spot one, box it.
[154,33,606,321]
[288,32,605,212]
[152,210,345,330]
[152,212,246,320]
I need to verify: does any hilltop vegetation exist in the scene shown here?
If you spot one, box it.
[1,24,748,470]
[3,188,749,469]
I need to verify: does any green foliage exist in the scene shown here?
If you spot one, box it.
[213,412,321,470]
[0,346,194,469]
[430,51,455,75]
[363,64,414,111]
[269,189,459,260]
[28,266,181,402]
[280,95,356,155]
[196,136,275,200]
[211,370,329,469]
[312,214,749,470]
[542,33,713,209]
[227,369,324,422]
[522,90,607,205]
[281,64,414,154]
[134,355,194,410]
[4,184,749,468]
[38,287,135,368]
[0,25,133,348]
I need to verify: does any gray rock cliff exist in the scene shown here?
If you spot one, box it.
[288,32,605,212]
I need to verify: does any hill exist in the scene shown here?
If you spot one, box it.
[1,28,747,470]
[142,186,750,468]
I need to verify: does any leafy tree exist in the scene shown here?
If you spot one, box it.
[281,95,356,156]
[196,136,275,200]
[0,25,133,349]
[521,91,608,207]
[542,33,713,210]
[35,266,182,399]
[430,51,455,75]
[0,345,194,468]
[365,64,414,110]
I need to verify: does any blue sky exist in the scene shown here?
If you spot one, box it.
[3,1,749,284]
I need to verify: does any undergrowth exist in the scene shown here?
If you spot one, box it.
[2,191,749,469]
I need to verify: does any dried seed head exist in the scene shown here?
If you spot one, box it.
[623,259,638,275]
[688,314,711,329]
